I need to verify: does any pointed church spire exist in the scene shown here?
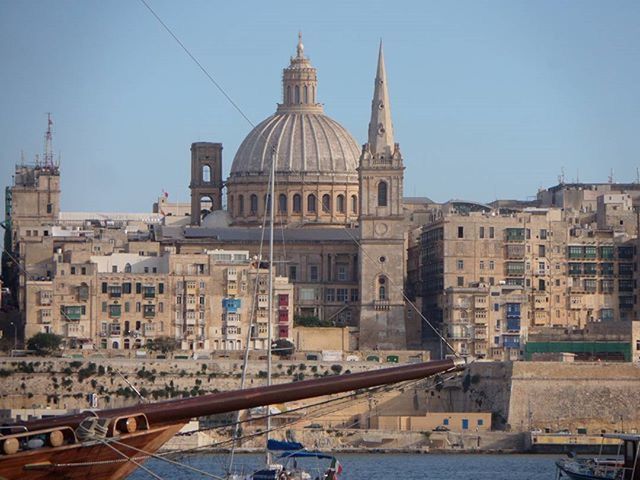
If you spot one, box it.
[367,40,395,156]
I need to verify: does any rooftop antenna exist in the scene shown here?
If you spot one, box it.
[576,168,580,183]
[608,168,614,184]
[558,167,565,185]
[636,167,639,184]
[43,113,55,168]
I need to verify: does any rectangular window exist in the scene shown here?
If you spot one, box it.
[457,276,464,287]
[489,227,495,239]
[289,265,297,281]
[539,245,546,257]
[108,304,121,318]
[158,283,164,294]
[124,302,130,313]
[479,227,485,239]
[136,282,142,294]
[136,302,141,313]
[457,259,464,270]
[143,286,156,298]
[457,226,464,238]
[337,264,349,281]
[309,265,319,282]
[479,261,485,270]
[539,229,547,240]
[584,246,597,259]
[71,266,76,275]
[101,282,108,294]
[601,279,614,293]
[325,288,335,302]
[101,301,107,313]
[350,288,359,302]
[489,261,495,270]
[122,282,132,294]
[599,246,614,259]
[619,263,634,276]
[336,288,348,302]
[568,246,583,259]
[112,265,118,273]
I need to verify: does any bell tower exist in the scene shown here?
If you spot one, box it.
[189,142,223,225]
[358,42,406,349]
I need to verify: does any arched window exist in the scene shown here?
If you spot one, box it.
[337,194,345,213]
[295,85,300,103]
[200,196,214,218]
[351,195,358,213]
[307,194,316,213]
[286,86,291,104]
[124,338,130,350]
[250,194,258,214]
[202,165,211,183]
[322,194,331,213]
[378,276,387,301]
[378,181,388,207]
[238,195,244,215]
[112,341,119,349]
[303,86,308,103]
[229,195,234,213]
[293,194,302,213]
[264,193,271,213]
[124,263,132,273]
[278,193,287,213]
[312,86,315,103]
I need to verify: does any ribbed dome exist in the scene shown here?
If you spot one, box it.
[230,112,360,176]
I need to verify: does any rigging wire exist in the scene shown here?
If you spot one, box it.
[138,0,256,131]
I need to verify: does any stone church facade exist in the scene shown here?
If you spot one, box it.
[180,36,410,349]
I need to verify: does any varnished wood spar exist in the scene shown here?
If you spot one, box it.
[19,358,462,431]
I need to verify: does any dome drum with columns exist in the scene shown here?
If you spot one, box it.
[227,34,361,226]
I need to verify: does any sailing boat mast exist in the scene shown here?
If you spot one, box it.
[266,145,276,465]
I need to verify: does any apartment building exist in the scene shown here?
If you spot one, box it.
[24,248,293,352]
[421,200,637,359]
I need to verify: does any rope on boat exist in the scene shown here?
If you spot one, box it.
[108,437,226,479]
[97,438,165,480]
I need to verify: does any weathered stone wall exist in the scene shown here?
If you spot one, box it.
[0,357,378,412]
[507,362,640,432]
[434,361,640,433]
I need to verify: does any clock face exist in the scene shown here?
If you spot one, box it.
[375,222,388,237]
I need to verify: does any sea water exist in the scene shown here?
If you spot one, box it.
[126,452,560,479]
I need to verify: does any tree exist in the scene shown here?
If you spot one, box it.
[27,332,62,356]
[271,339,295,358]
[149,336,179,354]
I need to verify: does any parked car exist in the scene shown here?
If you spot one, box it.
[434,425,450,432]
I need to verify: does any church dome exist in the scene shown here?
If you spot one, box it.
[230,111,360,176]
[230,33,360,179]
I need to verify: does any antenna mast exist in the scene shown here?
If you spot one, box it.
[43,113,55,168]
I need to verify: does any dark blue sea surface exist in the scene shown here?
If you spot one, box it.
[126,453,559,479]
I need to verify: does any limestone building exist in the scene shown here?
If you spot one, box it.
[24,246,293,351]
[420,200,637,360]
[6,37,413,352]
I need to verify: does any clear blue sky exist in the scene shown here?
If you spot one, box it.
[1,0,639,214]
